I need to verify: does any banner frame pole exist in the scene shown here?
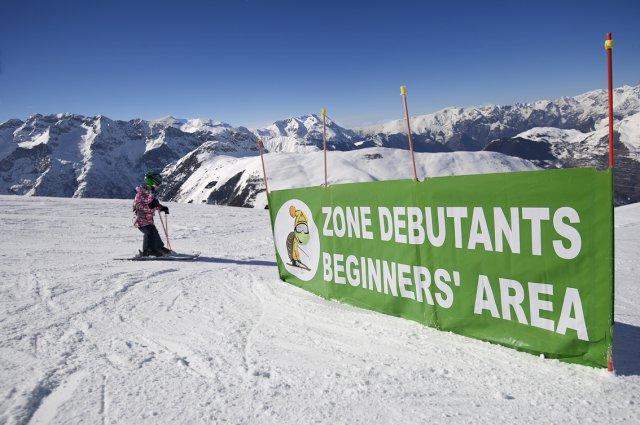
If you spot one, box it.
[400,85,419,181]
[321,107,328,187]
[605,31,615,374]
[606,33,615,168]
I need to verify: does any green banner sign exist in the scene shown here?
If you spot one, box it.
[268,168,614,368]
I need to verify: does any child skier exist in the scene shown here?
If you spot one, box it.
[133,171,172,257]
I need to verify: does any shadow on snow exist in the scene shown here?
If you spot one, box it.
[192,256,277,267]
[613,321,640,377]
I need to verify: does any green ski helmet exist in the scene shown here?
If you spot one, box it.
[144,171,162,188]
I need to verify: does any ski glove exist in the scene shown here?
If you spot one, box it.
[160,206,169,214]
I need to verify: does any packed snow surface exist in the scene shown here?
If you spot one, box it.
[0,196,639,424]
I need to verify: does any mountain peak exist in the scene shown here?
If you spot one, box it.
[150,116,187,127]
[254,114,359,153]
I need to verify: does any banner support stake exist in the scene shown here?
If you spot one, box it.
[321,107,328,187]
[605,31,615,374]
[400,85,419,181]
[606,33,615,168]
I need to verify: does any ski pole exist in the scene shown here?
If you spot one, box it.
[164,213,172,251]
[298,245,310,258]
[158,212,167,247]
[164,213,173,251]
[158,211,172,251]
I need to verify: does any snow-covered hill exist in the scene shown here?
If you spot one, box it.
[159,147,539,208]
[0,196,638,424]
[500,111,640,165]
[361,85,640,151]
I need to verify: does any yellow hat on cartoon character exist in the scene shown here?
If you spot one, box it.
[289,205,308,226]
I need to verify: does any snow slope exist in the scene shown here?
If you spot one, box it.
[0,196,638,424]
[482,112,640,205]
[504,112,640,164]
[617,112,640,160]
[160,147,539,208]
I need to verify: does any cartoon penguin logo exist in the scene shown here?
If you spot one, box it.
[274,199,320,281]
[286,205,311,270]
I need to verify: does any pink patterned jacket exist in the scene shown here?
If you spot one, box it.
[133,185,159,227]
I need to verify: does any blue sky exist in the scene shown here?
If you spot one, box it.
[1,0,639,128]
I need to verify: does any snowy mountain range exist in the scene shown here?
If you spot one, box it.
[0,114,258,199]
[360,85,640,151]
[1,84,638,206]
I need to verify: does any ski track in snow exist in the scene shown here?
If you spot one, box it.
[0,195,639,424]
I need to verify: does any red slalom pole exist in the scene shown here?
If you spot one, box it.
[606,33,614,168]
[605,32,615,374]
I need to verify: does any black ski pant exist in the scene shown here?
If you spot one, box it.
[139,224,165,253]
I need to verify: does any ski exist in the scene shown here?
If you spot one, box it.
[115,252,201,261]
[286,262,311,271]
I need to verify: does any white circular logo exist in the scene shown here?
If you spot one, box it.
[274,199,320,281]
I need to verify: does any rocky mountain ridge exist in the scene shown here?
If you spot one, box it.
[1,84,638,206]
